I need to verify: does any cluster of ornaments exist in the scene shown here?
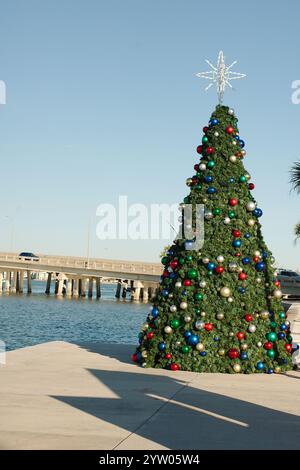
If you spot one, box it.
[133,106,293,373]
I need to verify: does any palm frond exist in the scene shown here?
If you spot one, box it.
[294,223,300,244]
[290,161,300,194]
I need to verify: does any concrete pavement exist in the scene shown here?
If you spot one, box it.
[0,341,300,450]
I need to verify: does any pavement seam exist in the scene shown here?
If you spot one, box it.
[112,378,193,450]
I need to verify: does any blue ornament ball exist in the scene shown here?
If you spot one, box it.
[253,208,263,218]
[229,177,235,183]
[207,186,217,194]
[262,251,268,259]
[235,135,240,141]
[239,139,245,148]
[267,368,274,374]
[242,257,250,265]
[255,262,265,272]
[162,289,169,297]
[280,323,287,331]
[233,239,241,248]
[210,118,219,126]
[200,351,207,356]
[204,175,213,183]
[169,272,177,279]
[213,336,220,342]
[207,262,216,271]
[238,287,246,294]
[277,332,285,340]
[240,352,248,360]
[158,342,166,351]
[256,361,264,371]
[184,331,192,339]
[167,249,174,256]
[188,334,199,346]
[152,307,159,318]
[244,232,251,239]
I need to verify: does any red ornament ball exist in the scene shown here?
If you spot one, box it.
[203,126,209,133]
[165,353,172,359]
[147,332,154,340]
[226,126,234,134]
[253,256,259,263]
[205,323,214,331]
[170,363,180,371]
[274,280,280,287]
[248,183,255,190]
[229,198,238,207]
[183,279,192,287]
[206,146,214,155]
[235,252,241,257]
[194,164,199,171]
[285,343,292,353]
[239,272,247,281]
[245,313,253,322]
[228,348,239,359]
[215,266,224,274]
[131,353,138,362]
[196,145,203,154]
[232,229,241,238]
[170,260,178,270]
[236,331,245,341]
[264,342,273,350]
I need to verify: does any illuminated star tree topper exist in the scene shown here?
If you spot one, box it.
[196,51,246,103]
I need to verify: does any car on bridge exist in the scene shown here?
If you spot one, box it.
[276,269,300,297]
[18,252,40,262]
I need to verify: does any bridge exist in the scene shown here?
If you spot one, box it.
[0,252,162,301]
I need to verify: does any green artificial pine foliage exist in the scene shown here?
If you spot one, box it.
[133,105,293,374]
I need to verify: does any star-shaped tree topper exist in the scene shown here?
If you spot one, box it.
[196,51,246,103]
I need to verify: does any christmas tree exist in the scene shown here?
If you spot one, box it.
[132,53,293,374]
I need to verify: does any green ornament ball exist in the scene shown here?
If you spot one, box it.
[270,321,277,328]
[171,319,180,329]
[161,256,168,265]
[179,257,185,265]
[207,160,215,169]
[213,208,221,216]
[187,255,193,261]
[239,175,247,183]
[195,308,201,314]
[266,332,277,342]
[202,136,209,144]
[182,345,190,354]
[187,269,198,279]
[228,210,236,219]
[195,292,204,301]
[184,196,190,204]
[267,349,276,359]
[195,183,202,190]
[279,312,286,320]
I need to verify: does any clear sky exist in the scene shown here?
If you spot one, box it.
[1,0,300,267]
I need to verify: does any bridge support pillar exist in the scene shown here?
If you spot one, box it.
[66,278,72,297]
[57,278,64,296]
[142,286,149,302]
[96,278,101,298]
[115,280,122,299]
[19,271,24,294]
[81,279,87,297]
[88,278,94,298]
[0,272,3,294]
[45,272,52,294]
[73,278,79,297]
[5,272,10,293]
[132,281,144,302]
[122,282,127,299]
[27,271,32,294]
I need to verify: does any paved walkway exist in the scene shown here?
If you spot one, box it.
[0,341,300,450]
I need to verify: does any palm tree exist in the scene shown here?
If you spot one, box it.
[290,161,300,242]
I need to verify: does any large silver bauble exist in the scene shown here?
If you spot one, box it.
[273,289,282,299]
[199,163,206,171]
[220,286,231,298]
[180,301,188,310]
[246,201,256,211]
[205,211,214,220]
[184,315,192,323]
[199,280,207,288]
[248,324,256,333]
[233,364,241,373]
[216,312,224,320]
[196,343,205,351]
[228,262,238,272]
[229,155,237,163]
[164,326,172,334]
[170,305,177,313]
[217,255,224,263]
[223,217,231,225]
[195,320,205,330]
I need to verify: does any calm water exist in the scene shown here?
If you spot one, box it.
[0,281,147,351]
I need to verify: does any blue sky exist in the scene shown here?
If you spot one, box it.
[1,0,300,267]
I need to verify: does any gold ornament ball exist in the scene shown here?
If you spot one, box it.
[196,343,205,351]
[184,315,192,323]
[201,311,206,317]
[241,343,248,350]
[256,277,262,283]
[247,218,256,227]
[218,348,225,356]
[274,366,281,374]
[220,286,231,298]
[228,296,233,303]
[142,350,148,358]
[186,178,193,187]
[273,289,283,299]
[164,326,173,334]
[142,323,149,330]
[254,250,261,257]
[180,301,188,310]
[233,363,241,373]
[229,155,237,163]
[261,310,269,319]
[229,331,234,337]
[216,313,224,320]
[257,341,262,347]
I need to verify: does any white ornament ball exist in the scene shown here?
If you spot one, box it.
[142,322,149,330]
[205,211,214,220]
[220,286,231,298]
[142,350,148,358]
[201,311,206,317]
[228,262,238,272]
[228,108,234,115]
[254,250,261,257]
[214,131,219,137]
[257,341,262,347]
[247,219,256,227]
[228,297,233,303]
[233,364,241,373]
[199,163,206,171]
[164,326,172,334]
[248,324,256,333]
[195,321,205,330]
[180,301,188,310]
[232,140,237,146]
[241,343,248,350]
[217,255,224,263]
[199,280,207,288]
[216,313,224,320]
[285,320,290,327]
[196,342,205,351]
[229,155,237,163]
[246,201,256,211]
[256,277,262,284]
[169,293,173,299]
[273,289,282,299]
[184,315,192,323]
[202,257,210,264]
[175,341,181,346]
[175,281,182,288]
[223,217,231,225]
[170,305,177,313]
[229,331,234,337]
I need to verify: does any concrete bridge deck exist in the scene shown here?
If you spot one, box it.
[0,341,300,450]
